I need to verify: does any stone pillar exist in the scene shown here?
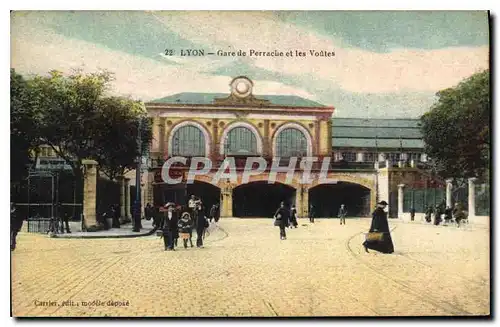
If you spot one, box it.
[398,160,404,168]
[319,119,330,156]
[468,177,477,218]
[302,186,309,218]
[356,152,364,162]
[421,153,427,162]
[410,159,416,168]
[82,159,98,229]
[446,179,453,208]
[124,178,131,218]
[398,184,405,219]
[378,153,385,162]
[159,118,166,156]
[117,176,126,218]
[374,161,379,169]
[295,186,304,218]
[221,181,233,217]
[385,159,390,168]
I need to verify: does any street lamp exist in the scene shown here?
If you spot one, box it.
[133,117,144,232]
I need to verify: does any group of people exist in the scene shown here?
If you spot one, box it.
[417,202,468,227]
[273,202,350,240]
[153,195,220,251]
[273,200,394,254]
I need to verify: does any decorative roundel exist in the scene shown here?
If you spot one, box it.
[230,76,253,98]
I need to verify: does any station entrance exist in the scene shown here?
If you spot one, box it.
[309,182,371,218]
[232,181,296,218]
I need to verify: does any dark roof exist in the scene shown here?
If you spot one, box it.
[332,118,423,149]
[149,92,326,108]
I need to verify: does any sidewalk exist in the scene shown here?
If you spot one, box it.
[54,219,156,239]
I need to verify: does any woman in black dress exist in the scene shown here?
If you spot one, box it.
[363,201,394,254]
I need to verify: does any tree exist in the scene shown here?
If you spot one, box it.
[28,70,113,182]
[420,69,490,188]
[94,97,152,181]
[10,69,40,185]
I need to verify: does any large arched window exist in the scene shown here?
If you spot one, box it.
[171,125,206,156]
[275,128,308,157]
[224,127,258,155]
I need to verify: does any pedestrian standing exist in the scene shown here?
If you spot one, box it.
[290,205,298,228]
[410,207,416,221]
[195,202,208,248]
[362,200,394,254]
[188,195,197,218]
[309,204,315,223]
[111,204,121,228]
[274,201,290,240]
[424,206,433,223]
[213,203,220,223]
[444,206,452,225]
[434,205,442,226]
[338,204,347,225]
[11,203,23,251]
[162,203,178,251]
[144,203,153,221]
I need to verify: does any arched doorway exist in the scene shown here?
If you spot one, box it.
[309,182,371,218]
[233,182,296,217]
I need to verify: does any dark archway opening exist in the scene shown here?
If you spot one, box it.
[157,181,220,217]
[233,182,296,218]
[309,182,371,218]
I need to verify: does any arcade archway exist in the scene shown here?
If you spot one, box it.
[233,181,296,217]
[309,182,371,218]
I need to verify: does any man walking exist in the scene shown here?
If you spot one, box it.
[274,201,290,240]
[162,203,178,251]
[338,204,347,225]
[195,202,207,248]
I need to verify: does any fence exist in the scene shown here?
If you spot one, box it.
[403,183,489,216]
[476,184,490,216]
[26,217,52,234]
[403,188,446,213]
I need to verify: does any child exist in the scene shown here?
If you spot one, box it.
[177,212,194,249]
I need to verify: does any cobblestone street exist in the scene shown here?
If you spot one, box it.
[11,218,490,317]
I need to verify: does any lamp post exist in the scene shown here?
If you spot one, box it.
[133,117,143,232]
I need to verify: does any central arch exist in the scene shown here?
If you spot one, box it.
[232,181,296,218]
[309,182,371,218]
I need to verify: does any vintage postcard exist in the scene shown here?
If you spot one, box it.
[10,10,490,317]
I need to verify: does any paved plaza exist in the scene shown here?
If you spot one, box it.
[11,218,490,317]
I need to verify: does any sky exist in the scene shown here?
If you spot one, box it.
[10,11,489,118]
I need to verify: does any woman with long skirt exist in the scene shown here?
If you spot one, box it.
[363,200,394,254]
